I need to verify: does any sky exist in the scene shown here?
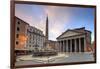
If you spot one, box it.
[15,4,95,41]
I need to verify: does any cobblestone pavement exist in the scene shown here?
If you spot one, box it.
[15,52,94,66]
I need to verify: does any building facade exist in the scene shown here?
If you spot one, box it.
[26,26,45,53]
[56,27,92,53]
[46,40,58,51]
[15,16,45,55]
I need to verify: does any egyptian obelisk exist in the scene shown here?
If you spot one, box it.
[45,16,49,49]
[45,16,48,41]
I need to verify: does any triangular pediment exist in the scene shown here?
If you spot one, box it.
[57,30,83,39]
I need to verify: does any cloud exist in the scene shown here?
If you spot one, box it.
[15,4,71,41]
[43,6,70,40]
[15,4,46,34]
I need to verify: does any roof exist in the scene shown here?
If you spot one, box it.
[15,16,29,25]
[15,16,45,36]
[56,27,91,39]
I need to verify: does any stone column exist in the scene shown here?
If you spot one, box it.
[75,39,77,52]
[59,41,61,52]
[62,40,64,52]
[65,40,67,52]
[61,41,63,52]
[76,38,79,52]
[70,39,72,52]
[58,41,60,52]
[62,41,64,52]
[84,37,86,52]
[79,38,81,52]
[58,41,59,52]
[63,40,65,52]
[66,40,68,52]
[83,38,85,52]
[68,40,70,52]
[64,40,66,52]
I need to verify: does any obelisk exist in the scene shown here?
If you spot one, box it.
[45,16,48,41]
[45,16,49,49]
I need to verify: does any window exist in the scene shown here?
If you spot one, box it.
[30,34,31,37]
[16,41,19,45]
[16,34,19,38]
[29,45,31,47]
[18,21,20,24]
[17,27,20,31]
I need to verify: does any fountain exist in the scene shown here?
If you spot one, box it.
[32,15,58,57]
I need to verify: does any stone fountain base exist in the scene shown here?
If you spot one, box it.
[32,50,58,57]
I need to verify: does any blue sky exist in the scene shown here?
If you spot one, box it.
[15,4,95,41]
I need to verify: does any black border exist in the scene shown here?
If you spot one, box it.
[10,0,96,69]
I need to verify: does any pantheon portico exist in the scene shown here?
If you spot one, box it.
[56,27,91,53]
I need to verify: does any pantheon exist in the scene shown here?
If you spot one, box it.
[56,27,92,52]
